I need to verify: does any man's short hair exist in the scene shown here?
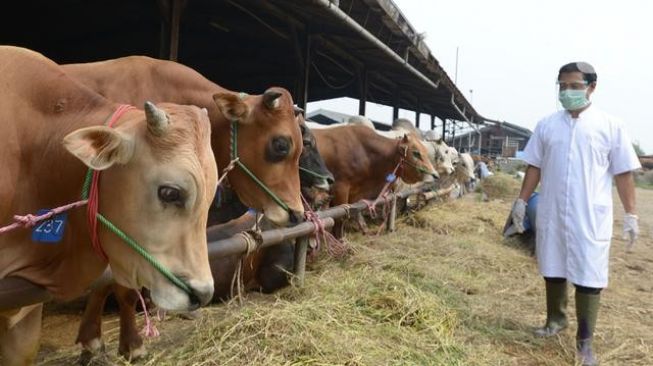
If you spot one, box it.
[558,62,597,83]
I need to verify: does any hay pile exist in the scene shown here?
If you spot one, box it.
[478,173,522,201]
[38,191,653,366]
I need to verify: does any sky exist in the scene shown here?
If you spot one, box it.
[307,0,653,153]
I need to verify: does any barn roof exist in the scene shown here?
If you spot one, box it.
[0,0,485,124]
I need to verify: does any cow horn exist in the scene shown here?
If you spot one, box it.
[293,105,304,117]
[263,90,283,110]
[144,101,169,136]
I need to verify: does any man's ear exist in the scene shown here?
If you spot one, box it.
[63,126,134,170]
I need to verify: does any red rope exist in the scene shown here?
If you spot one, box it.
[87,104,135,260]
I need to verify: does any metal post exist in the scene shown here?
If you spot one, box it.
[415,110,420,129]
[442,119,446,140]
[358,69,367,116]
[393,89,400,121]
[451,121,456,144]
[431,115,435,130]
[294,236,309,286]
[299,33,312,112]
[387,194,397,232]
[169,0,181,61]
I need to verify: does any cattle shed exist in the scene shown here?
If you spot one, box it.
[449,119,532,157]
[1,0,486,140]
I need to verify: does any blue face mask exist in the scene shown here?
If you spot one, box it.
[559,89,590,111]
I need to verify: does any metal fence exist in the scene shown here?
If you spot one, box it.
[0,183,451,311]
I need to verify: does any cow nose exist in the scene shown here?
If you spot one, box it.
[288,209,305,225]
[188,285,214,309]
[315,178,330,191]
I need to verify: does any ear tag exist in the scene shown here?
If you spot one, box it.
[31,209,68,243]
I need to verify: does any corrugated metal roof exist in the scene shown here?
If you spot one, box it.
[0,0,484,124]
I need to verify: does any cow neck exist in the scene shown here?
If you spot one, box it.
[6,103,124,300]
[363,132,404,180]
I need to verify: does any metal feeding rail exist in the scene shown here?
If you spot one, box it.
[0,182,451,311]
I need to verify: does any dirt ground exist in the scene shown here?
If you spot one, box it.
[34,187,653,365]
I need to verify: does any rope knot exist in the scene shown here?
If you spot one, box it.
[13,214,38,228]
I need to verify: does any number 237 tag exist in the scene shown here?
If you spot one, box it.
[31,209,68,244]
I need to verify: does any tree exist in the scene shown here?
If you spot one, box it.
[632,141,645,156]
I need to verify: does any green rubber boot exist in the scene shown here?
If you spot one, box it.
[576,292,600,366]
[534,280,568,337]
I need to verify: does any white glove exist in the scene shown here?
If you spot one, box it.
[622,213,639,251]
[511,198,527,234]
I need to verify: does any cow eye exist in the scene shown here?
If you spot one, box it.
[266,136,292,162]
[158,185,183,205]
[412,150,422,160]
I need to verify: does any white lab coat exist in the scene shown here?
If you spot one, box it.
[522,105,641,287]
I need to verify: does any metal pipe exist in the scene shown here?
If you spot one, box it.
[0,184,429,311]
[309,0,441,94]
[0,278,51,311]
[207,217,334,259]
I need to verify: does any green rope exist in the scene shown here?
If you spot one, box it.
[299,166,331,180]
[96,213,192,294]
[229,120,291,213]
[404,160,435,176]
[236,161,290,211]
[78,109,192,296]
[80,169,94,200]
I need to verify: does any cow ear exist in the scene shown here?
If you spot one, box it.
[213,92,251,123]
[63,126,134,170]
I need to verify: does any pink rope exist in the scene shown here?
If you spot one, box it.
[302,194,348,259]
[0,200,89,234]
[136,290,160,338]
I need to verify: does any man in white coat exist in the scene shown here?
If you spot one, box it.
[510,62,641,366]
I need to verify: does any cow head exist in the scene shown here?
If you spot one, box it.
[426,139,456,176]
[63,102,217,311]
[397,133,438,184]
[212,88,303,226]
[456,152,476,183]
[297,112,334,205]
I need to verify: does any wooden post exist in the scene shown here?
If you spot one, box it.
[297,33,312,112]
[431,115,436,130]
[168,0,182,61]
[387,194,397,232]
[415,110,420,129]
[294,236,309,287]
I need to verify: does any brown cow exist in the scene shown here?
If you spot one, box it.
[0,47,217,365]
[75,113,333,362]
[309,123,438,236]
[63,56,304,225]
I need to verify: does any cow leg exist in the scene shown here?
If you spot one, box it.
[76,282,113,364]
[0,304,43,366]
[257,242,294,293]
[113,285,146,361]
